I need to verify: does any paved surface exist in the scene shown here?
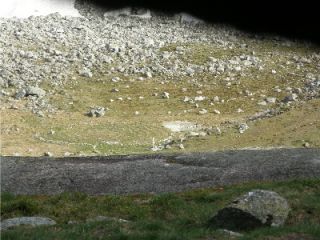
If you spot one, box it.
[1,148,320,195]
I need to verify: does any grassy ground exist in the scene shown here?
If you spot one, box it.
[1,179,320,239]
[1,38,320,156]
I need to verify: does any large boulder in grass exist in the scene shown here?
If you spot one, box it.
[209,190,290,231]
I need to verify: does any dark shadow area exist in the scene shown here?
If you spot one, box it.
[76,0,320,45]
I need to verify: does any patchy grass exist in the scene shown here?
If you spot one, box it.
[1,179,320,239]
[1,39,319,156]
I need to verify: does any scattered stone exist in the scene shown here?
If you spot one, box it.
[135,111,140,115]
[283,93,298,102]
[303,142,310,148]
[179,144,184,149]
[111,88,119,93]
[186,67,195,76]
[15,89,27,99]
[209,190,290,231]
[238,123,249,134]
[183,96,191,102]
[213,109,221,114]
[44,152,53,157]
[199,109,208,115]
[236,108,244,113]
[145,72,152,78]
[1,217,56,231]
[79,68,93,78]
[162,92,170,99]
[213,96,220,102]
[111,77,120,82]
[265,97,277,104]
[214,126,222,135]
[87,106,106,117]
[37,111,45,117]
[194,96,206,101]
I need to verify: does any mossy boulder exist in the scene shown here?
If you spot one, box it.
[209,190,290,231]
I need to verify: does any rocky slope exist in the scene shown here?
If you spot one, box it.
[0,6,319,156]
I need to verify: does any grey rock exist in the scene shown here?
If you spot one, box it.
[209,190,290,231]
[219,229,243,238]
[87,107,106,117]
[79,68,93,78]
[238,123,249,134]
[265,97,277,104]
[1,217,56,231]
[283,93,298,103]
[15,89,27,99]
[26,86,46,98]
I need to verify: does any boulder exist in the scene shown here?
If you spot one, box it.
[26,86,46,98]
[209,190,290,231]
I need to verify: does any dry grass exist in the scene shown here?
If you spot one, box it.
[1,39,319,156]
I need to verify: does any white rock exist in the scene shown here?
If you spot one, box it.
[213,109,221,114]
[44,152,53,157]
[266,97,277,104]
[195,96,206,101]
[162,92,170,99]
[199,109,208,115]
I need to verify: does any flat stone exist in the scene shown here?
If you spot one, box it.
[163,121,202,132]
[1,217,56,231]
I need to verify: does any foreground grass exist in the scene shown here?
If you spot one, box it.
[1,179,320,239]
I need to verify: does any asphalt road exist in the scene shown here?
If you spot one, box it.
[1,148,320,195]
